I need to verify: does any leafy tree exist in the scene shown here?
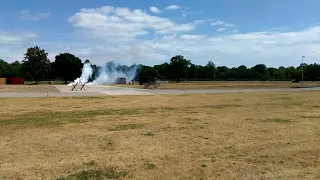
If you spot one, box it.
[48,62,56,80]
[304,63,320,81]
[3,50,320,83]
[136,65,158,78]
[169,55,191,82]
[188,64,198,80]
[267,67,277,81]
[0,59,11,77]
[9,61,23,77]
[53,52,82,83]
[228,67,238,80]
[236,65,247,80]
[216,66,230,80]
[251,64,268,80]
[154,62,169,79]
[22,46,50,83]
[206,61,216,80]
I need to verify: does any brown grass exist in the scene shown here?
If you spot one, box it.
[111,81,320,90]
[0,85,59,93]
[1,92,320,179]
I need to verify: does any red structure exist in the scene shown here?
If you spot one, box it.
[6,77,24,85]
[116,77,126,84]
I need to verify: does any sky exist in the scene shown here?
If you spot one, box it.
[0,0,319,67]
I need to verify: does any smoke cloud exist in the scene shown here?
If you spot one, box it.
[68,61,139,86]
[68,62,93,86]
[93,61,139,84]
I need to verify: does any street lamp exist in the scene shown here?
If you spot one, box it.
[302,56,305,86]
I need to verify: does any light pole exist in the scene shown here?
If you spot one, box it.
[301,56,305,86]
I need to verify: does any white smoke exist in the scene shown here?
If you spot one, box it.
[67,62,93,86]
[68,61,139,86]
[93,62,139,84]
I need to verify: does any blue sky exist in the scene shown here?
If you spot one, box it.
[0,0,319,67]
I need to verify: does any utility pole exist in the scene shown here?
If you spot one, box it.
[302,56,305,87]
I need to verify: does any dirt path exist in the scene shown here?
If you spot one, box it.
[0,85,319,98]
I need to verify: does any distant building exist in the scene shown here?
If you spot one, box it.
[6,77,24,85]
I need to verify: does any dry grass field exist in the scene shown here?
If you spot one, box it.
[112,81,320,90]
[1,81,319,93]
[0,85,59,93]
[1,92,320,179]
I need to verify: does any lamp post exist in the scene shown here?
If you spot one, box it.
[302,56,305,86]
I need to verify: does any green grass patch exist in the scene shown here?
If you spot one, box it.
[144,162,157,170]
[161,107,178,111]
[202,104,243,109]
[0,109,142,128]
[262,118,292,123]
[185,117,198,121]
[142,132,155,136]
[109,124,144,131]
[57,166,127,180]
[301,115,320,119]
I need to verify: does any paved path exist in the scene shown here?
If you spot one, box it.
[0,85,319,98]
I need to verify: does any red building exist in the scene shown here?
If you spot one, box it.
[6,77,24,85]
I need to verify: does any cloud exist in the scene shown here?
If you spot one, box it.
[211,19,236,28]
[0,30,38,45]
[216,28,226,32]
[166,5,180,10]
[18,10,51,20]
[149,6,161,13]
[180,34,207,40]
[68,6,195,40]
[1,6,319,68]
[58,24,320,67]
[0,30,39,61]
[181,8,202,18]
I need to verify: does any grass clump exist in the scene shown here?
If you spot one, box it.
[83,160,98,167]
[109,124,144,131]
[143,162,157,170]
[142,132,155,136]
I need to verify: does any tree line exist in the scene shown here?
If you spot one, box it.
[0,46,319,83]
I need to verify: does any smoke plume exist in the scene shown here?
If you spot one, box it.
[68,62,93,86]
[68,61,139,86]
[93,61,139,84]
